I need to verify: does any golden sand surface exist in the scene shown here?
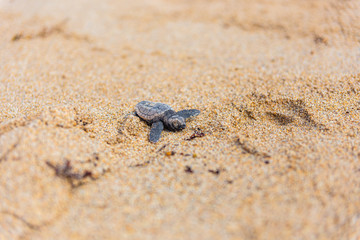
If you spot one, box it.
[0,0,360,239]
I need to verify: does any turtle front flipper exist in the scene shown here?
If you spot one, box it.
[176,109,200,119]
[149,121,164,143]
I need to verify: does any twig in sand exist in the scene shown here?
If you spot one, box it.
[12,19,68,42]
[1,211,40,230]
[235,138,271,163]
[46,159,93,187]
[157,144,168,152]
[186,128,205,141]
[208,169,220,175]
[184,166,194,174]
[130,161,150,168]
[0,140,20,162]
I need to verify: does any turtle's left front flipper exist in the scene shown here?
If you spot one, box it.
[177,109,200,119]
[149,121,164,143]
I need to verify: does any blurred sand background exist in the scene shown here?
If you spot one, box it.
[0,0,360,239]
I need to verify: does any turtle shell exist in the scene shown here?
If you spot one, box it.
[135,101,173,122]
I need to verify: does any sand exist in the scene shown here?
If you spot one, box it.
[0,0,360,239]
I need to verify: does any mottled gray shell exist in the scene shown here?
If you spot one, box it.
[135,101,173,123]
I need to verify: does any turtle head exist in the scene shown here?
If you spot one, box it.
[168,115,186,131]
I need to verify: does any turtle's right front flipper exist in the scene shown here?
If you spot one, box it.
[176,109,200,119]
[149,121,164,143]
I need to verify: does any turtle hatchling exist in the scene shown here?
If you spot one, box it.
[135,101,200,143]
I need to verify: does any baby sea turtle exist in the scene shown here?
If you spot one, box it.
[135,101,200,143]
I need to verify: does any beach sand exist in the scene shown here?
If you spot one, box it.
[1,0,360,239]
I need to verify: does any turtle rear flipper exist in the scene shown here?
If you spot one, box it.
[177,109,200,119]
[149,121,164,143]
